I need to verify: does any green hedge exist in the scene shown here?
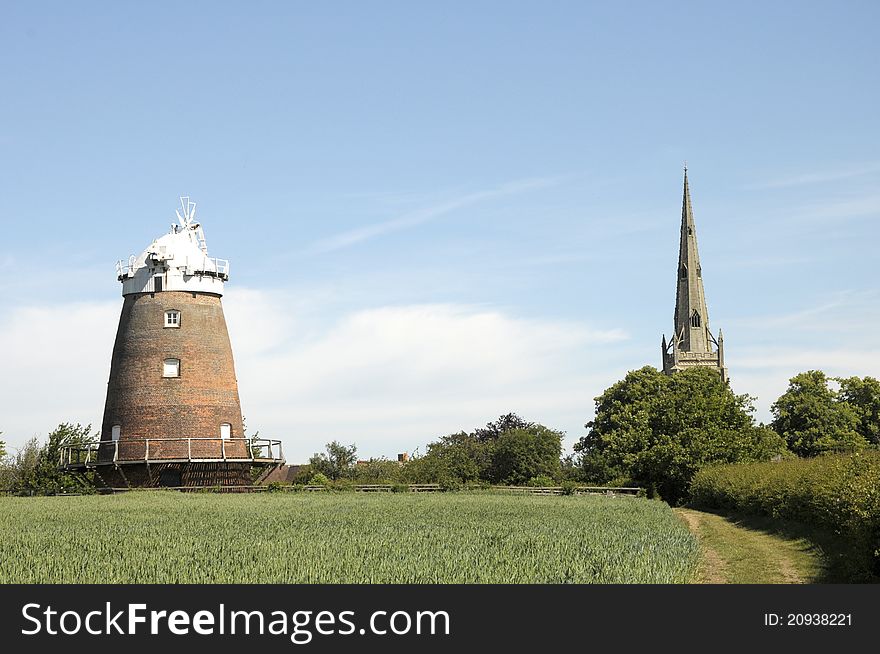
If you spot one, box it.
[689,451,880,580]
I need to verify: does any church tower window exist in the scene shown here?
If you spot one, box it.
[691,311,701,328]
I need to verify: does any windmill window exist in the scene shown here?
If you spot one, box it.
[163,358,181,378]
[111,425,121,442]
[164,310,181,328]
[691,311,702,328]
[220,423,231,440]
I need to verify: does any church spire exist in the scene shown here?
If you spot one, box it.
[673,166,711,352]
[662,166,728,382]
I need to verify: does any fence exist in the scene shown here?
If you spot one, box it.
[59,437,284,468]
[76,483,642,495]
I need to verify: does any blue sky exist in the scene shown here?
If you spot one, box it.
[2,1,879,461]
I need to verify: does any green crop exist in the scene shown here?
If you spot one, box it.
[0,492,698,583]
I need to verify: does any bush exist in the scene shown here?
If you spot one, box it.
[390,483,409,493]
[353,458,404,484]
[527,475,556,487]
[560,480,578,496]
[689,451,880,580]
[1,424,97,495]
[308,473,331,487]
[438,477,463,492]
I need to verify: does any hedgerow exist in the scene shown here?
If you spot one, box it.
[689,451,880,580]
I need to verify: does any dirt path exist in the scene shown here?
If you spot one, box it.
[675,508,818,584]
[676,509,729,583]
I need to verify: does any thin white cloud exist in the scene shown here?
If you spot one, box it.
[309,175,570,253]
[727,290,880,332]
[733,347,880,424]
[796,195,880,221]
[713,254,816,270]
[747,163,880,189]
[724,291,880,422]
[736,347,880,373]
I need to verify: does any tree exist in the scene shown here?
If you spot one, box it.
[473,413,536,443]
[3,423,96,494]
[770,371,867,457]
[836,375,880,446]
[0,433,13,491]
[402,413,563,486]
[309,441,358,480]
[353,458,404,483]
[403,432,491,486]
[575,366,787,503]
[489,426,563,485]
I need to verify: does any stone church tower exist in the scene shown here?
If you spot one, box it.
[661,169,728,382]
[63,197,283,487]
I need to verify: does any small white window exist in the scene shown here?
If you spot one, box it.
[164,310,180,328]
[163,358,180,378]
[111,425,121,442]
[220,423,231,440]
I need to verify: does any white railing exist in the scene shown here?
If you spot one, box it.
[116,255,138,279]
[59,437,283,468]
[115,256,229,280]
[190,257,229,278]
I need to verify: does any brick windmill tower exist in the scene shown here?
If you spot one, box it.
[63,198,283,487]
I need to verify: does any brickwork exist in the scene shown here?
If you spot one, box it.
[100,291,246,465]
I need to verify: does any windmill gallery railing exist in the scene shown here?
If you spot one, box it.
[59,437,284,469]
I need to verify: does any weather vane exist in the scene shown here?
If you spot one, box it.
[683,160,688,172]
[175,196,197,228]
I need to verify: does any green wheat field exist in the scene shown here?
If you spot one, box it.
[0,492,699,583]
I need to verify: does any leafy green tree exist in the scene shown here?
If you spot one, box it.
[575,366,787,503]
[5,423,96,494]
[309,441,358,480]
[402,413,563,486]
[0,433,12,491]
[473,413,536,443]
[770,371,867,457]
[353,458,404,483]
[403,432,491,485]
[489,426,563,485]
[836,375,880,446]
